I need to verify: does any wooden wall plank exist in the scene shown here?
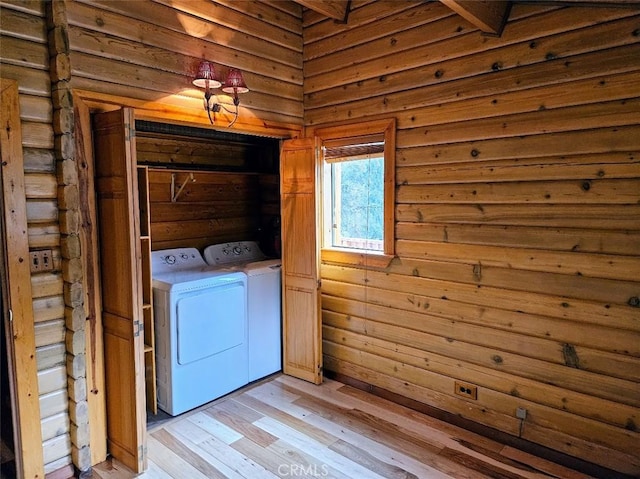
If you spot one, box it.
[68,0,302,70]
[0,6,47,42]
[395,203,640,230]
[155,0,302,51]
[322,263,638,328]
[396,222,640,256]
[304,3,455,61]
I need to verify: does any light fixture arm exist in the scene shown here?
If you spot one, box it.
[203,97,239,128]
[194,61,247,128]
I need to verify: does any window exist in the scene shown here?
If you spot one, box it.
[314,118,396,267]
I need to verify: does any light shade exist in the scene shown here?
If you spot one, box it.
[222,69,249,94]
[193,61,222,89]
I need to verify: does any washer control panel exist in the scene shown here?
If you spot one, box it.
[151,247,207,274]
[204,241,266,266]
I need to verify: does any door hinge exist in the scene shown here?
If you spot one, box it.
[125,124,135,141]
[134,319,143,337]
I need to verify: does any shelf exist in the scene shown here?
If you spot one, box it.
[138,165,157,415]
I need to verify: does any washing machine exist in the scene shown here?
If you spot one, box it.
[204,241,282,382]
[151,247,248,416]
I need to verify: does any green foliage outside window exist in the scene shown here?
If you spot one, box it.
[335,157,384,242]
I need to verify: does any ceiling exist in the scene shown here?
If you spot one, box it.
[293,0,640,36]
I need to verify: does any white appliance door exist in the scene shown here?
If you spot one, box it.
[176,283,245,365]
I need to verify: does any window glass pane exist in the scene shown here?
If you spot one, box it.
[331,157,384,251]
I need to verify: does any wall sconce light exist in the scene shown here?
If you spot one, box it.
[193,60,249,127]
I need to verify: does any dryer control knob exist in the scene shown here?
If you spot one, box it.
[165,255,176,264]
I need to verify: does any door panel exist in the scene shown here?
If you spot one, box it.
[280,138,322,384]
[93,108,146,472]
[0,78,44,479]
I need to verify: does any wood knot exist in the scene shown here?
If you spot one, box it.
[491,62,502,71]
[434,69,444,79]
[581,180,591,191]
[562,343,580,368]
[628,296,640,308]
[491,355,503,364]
[470,149,479,157]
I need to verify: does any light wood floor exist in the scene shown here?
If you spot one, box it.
[90,375,595,479]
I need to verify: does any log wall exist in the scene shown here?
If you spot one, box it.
[65,0,304,133]
[304,2,640,476]
[0,0,71,474]
[137,131,280,252]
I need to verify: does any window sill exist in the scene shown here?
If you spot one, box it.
[321,248,394,269]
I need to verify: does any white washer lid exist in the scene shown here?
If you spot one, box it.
[244,259,281,276]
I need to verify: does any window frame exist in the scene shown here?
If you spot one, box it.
[313,118,396,268]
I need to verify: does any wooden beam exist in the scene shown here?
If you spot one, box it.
[294,0,350,21]
[439,0,511,35]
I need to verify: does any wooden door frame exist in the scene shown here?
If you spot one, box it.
[0,79,45,479]
[72,89,304,468]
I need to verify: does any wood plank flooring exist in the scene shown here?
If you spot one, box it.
[89,375,595,479]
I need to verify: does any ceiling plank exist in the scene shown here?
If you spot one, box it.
[294,0,350,21]
[439,0,511,35]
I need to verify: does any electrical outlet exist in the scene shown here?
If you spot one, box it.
[454,381,478,400]
[29,249,53,273]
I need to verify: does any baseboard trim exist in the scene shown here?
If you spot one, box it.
[325,370,634,479]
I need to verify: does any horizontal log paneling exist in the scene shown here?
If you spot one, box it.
[308,5,640,474]
[396,223,640,256]
[321,279,640,357]
[69,51,302,119]
[0,36,48,70]
[156,0,301,51]
[397,99,640,148]
[322,326,640,460]
[322,351,639,475]
[398,125,640,166]
[214,0,301,34]
[322,263,637,330]
[397,152,640,184]
[36,344,66,371]
[304,6,635,95]
[1,2,68,475]
[66,0,304,135]
[396,240,639,281]
[69,0,302,71]
[323,319,638,429]
[147,168,265,251]
[396,203,640,230]
[304,3,457,62]
[41,413,69,442]
[0,6,47,42]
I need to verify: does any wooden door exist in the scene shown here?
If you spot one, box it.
[280,138,322,384]
[93,108,146,472]
[0,78,44,479]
